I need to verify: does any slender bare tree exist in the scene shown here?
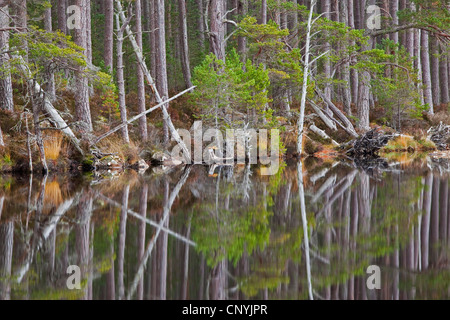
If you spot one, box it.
[0,5,13,111]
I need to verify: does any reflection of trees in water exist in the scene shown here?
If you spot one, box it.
[0,162,449,300]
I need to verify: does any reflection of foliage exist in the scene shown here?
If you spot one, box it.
[192,204,271,267]
[239,272,289,298]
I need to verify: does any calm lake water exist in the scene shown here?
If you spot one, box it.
[0,157,449,300]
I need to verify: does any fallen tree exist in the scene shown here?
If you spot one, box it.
[346,128,394,158]
[428,122,450,150]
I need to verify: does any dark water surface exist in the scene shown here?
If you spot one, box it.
[0,158,449,300]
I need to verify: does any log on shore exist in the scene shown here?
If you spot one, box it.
[346,128,394,158]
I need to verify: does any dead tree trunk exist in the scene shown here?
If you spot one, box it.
[115,13,130,143]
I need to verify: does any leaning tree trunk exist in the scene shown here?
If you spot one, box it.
[0,6,13,112]
[135,0,148,141]
[104,0,114,73]
[178,0,193,88]
[421,30,434,113]
[74,0,93,136]
[209,0,226,61]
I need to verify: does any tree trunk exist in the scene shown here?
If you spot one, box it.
[321,0,332,101]
[178,0,193,88]
[430,36,440,106]
[340,0,351,114]
[117,186,129,300]
[348,0,358,105]
[74,0,93,135]
[104,0,114,73]
[209,0,226,61]
[0,6,13,112]
[149,0,157,84]
[44,6,56,101]
[116,14,130,143]
[390,0,399,43]
[297,0,316,155]
[260,0,267,24]
[440,50,449,105]
[57,0,67,34]
[237,0,248,57]
[405,0,415,57]
[155,0,170,143]
[421,31,434,113]
[196,0,205,51]
[86,0,92,64]
[135,0,148,141]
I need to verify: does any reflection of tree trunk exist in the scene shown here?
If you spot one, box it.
[210,260,227,300]
[421,173,433,270]
[199,255,205,300]
[106,239,115,300]
[76,191,93,300]
[430,177,440,266]
[348,189,358,300]
[137,184,148,300]
[0,221,14,300]
[157,180,170,300]
[298,161,313,300]
[117,186,129,299]
[440,177,448,247]
[181,217,191,300]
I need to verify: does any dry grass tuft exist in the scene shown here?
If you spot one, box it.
[44,131,63,160]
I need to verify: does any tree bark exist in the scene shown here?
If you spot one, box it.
[135,0,148,141]
[209,0,226,61]
[74,0,93,134]
[421,30,434,113]
[440,50,449,105]
[0,6,13,112]
[260,0,267,24]
[348,0,358,104]
[116,13,130,143]
[149,0,157,84]
[340,0,351,114]
[321,0,332,101]
[430,36,440,106]
[104,0,114,73]
[237,0,248,57]
[178,0,193,88]
[57,0,67,34]
[196,0,205,50]
[154,0,170,143]
[86,0,92,64]
[44,5,56,101]
[390,0,399,44]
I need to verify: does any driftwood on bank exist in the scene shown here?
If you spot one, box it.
[428,122,450,150]
[346,128,393,158]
